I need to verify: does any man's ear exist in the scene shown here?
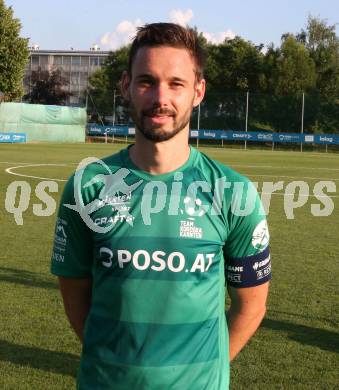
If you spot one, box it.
[193,78,206,108]
[121,71,130,101]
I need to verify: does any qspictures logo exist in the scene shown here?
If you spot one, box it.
[4,180,58,225]
[3,156,337,227]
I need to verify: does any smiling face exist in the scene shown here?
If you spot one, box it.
[122,45,205,142]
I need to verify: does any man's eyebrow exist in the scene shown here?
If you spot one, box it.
[135,73,154,80]
[171,77,187,83]
[135,74,188,83]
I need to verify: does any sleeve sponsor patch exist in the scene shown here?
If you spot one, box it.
[225,246,271,288]
[251,220,269,250]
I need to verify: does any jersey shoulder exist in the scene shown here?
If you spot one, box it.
[193,148,252,185]
[62,148,126,202]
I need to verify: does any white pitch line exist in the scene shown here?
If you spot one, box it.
[230,164,274,168]
[295,167,339,171]
[230,164,339,171]
[0,161,77,165]
[245,173,339,181]
[1,160,339,171]
[219,150,339,159]
[5,164,67,182]
[259,192,339,199]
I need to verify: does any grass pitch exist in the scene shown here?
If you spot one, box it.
[0,143,338,389]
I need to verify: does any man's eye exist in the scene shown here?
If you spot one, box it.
[171,82,184,88]
[138,80,152,87]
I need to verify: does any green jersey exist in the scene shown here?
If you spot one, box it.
[51,146,271,390]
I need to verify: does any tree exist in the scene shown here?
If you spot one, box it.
[87,67,112,116]
[274,35,316,95]
[88,46,130,122]
[25,69,72,105]
[303,16,339,97]
[205,37,266,93]
[257,36,317,132]
[201,37,266,129]
[295,17,339,133]
[0,0,29,100]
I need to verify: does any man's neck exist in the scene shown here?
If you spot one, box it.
[129,129,191,175]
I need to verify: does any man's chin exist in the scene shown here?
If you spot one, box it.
[138,126,181,143]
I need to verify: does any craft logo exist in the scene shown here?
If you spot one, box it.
[94,192,134,226]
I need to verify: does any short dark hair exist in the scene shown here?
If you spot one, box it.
[128,23,206,80]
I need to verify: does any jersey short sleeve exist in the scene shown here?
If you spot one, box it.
[224,179,271,288]
[51,175,93,278]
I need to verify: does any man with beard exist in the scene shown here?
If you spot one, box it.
[51,23,271,390]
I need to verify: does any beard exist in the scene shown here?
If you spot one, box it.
[128,101,194,142]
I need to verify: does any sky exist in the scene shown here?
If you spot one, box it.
[6,0,339,51]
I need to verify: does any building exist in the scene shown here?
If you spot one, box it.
[24,46,110,105]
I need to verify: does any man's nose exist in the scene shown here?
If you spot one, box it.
[151,83,169,107]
